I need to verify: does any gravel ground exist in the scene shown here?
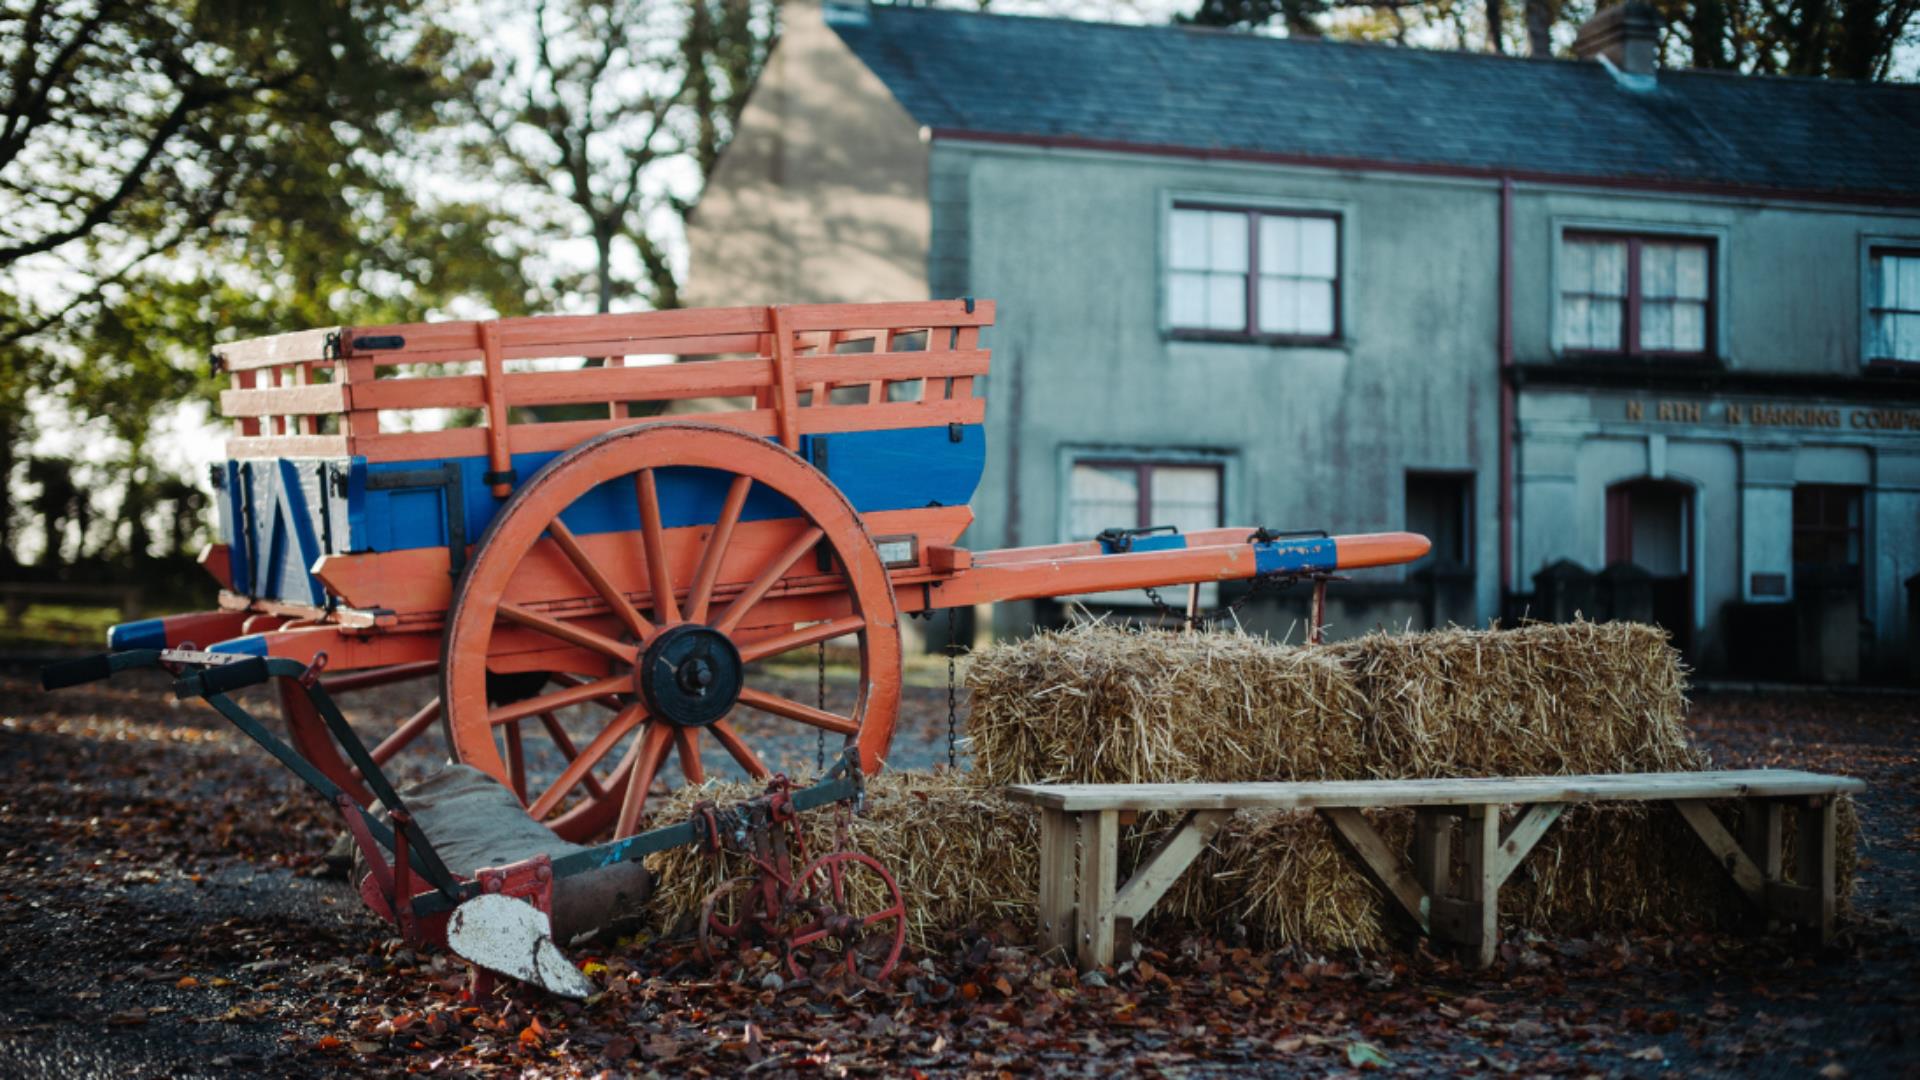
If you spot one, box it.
[0,663,1914,1078]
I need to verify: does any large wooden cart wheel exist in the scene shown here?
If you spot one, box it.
[441,422,903,841]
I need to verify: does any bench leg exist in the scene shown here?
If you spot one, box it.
[1458,804,1501,968]
[1741,799,1784,931]
[1037,808,1077,958]
[1076,809,1119,971]
[1797,791,1827,941]
[1789,795,1837,945]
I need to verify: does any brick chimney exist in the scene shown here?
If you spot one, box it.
[1572,2,1660,77]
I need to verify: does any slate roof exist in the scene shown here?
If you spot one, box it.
[829,5,1920,202]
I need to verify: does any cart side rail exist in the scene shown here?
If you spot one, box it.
[214,300,995,480]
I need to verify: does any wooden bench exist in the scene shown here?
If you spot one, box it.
[1006,770,1865,970]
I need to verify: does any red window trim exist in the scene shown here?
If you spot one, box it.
[1868,246,1920,365]
[1071,458,1225,531]
[1169,203,1343,344]
[1562,231,1717,361]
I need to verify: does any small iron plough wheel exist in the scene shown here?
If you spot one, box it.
[783,850,907,982]
[696,874,775,964]
[441,422,904,841]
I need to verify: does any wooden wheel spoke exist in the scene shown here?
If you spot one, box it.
[489,673,630,727]
[710,719,770,779]
[498,601,635,663]
[712,525,824,635]
[737,616,865,664]
[368,698,441,766]
[615,721,675,839]
[538,712,608,800]
[548,517,653,640]
[503,721,527,801]
[635,469,680,624]
[673,726,705,784]
[546,672,629,713]
[737,687,858,736]
[528,703,645,819]
[686,474,752,624]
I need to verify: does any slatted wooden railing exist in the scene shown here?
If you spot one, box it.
[214,302,994,490]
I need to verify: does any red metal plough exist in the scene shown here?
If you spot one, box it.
[41,649,897,996]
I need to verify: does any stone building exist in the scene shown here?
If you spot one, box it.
[685,0,1920,680]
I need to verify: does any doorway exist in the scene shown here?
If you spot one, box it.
[1605,479,1694,654]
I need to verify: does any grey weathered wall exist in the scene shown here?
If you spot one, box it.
[938,143,1505,639]
[683,0,929,307]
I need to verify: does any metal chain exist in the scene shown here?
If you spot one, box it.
[1143,570,1300,630]
[816,640,826,775]
[945,605,960,770]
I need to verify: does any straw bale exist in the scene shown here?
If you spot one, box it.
[643,772,1035,951]
[967,626,1368,785]
[639,621,1852,955]
[1324,620,1705,778]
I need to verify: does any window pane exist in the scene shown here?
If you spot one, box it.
[1169,210,1210,270]
[1890,312,1920,361]
[1297,280,1335,335]
[1259,215,1300,275]
[1589,299,1623,351]
[1205,273,1245,330]
[1299,217,1337,278]
[1148,466,1221,533]
[1563,241,1593,293]
[1069,464,1139,537]
[1566,238,1628,297]
[1641,300,1674,351]
[1561,296,1592,348]
[1642,243,1676,300]
[1209,212,1248,273]
[1169,271,1207,327]
[1899,255,1920,308]
[1576,239,1627,297]
[1673,244,1709,300]
[1670,300,1706,352]
[1257,277,1295,333]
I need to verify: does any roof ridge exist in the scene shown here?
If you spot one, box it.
[863,2,1920,90]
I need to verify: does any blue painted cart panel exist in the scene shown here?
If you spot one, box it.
[217,424,986,606]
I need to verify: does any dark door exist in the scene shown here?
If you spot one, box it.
[1605,479,1694,654]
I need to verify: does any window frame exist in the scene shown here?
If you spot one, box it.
[1066,457,1226,536]
[1791,484,1866,593]
[1865,244,1920,367]
[1559,230,1717,362]
[1165,201,1344,346]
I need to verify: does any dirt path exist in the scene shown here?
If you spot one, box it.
[1,669,1914,1077]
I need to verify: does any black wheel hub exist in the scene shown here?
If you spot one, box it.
[637,624,744,728]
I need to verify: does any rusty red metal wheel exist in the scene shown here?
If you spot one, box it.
[440,422,903,841]
[784,850,907,982]
[696,874,776,965]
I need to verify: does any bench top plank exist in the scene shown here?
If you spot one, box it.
[1004,770,1864,812]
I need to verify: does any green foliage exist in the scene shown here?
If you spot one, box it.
[0,0,540,572]
[449,0,777,313]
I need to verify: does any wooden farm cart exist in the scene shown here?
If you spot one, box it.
[106,299,1431,843]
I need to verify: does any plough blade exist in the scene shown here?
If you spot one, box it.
[446,894,595,1000]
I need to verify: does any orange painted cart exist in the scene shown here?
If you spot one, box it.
[109,300,1428,841]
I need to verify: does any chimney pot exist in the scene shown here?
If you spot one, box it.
[1573,2,1661,77]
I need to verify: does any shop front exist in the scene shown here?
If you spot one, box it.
[1513,385,1920,681]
